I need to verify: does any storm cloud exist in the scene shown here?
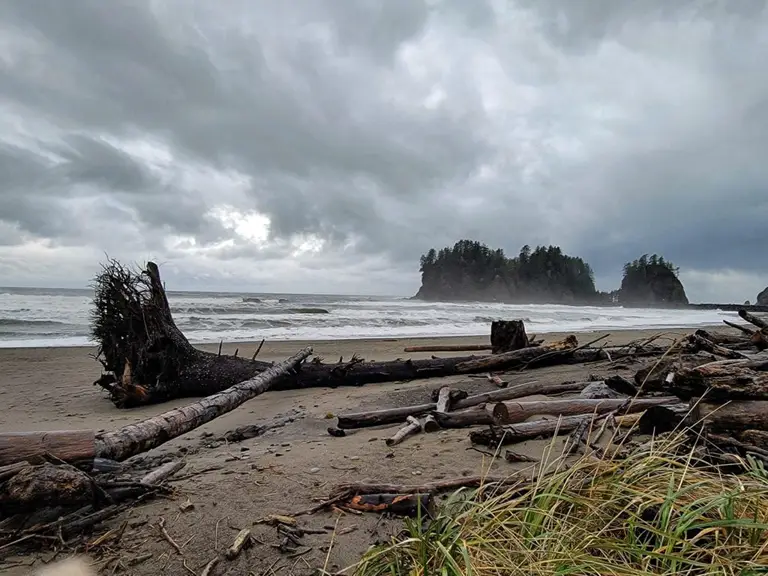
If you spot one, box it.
[0,0,766,301]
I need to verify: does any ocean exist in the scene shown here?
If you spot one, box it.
[0,287,737,348]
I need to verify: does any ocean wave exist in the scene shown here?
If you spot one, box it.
[0,288,740,348]
[0,318,69,327]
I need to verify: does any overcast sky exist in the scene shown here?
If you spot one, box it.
[1,1,766,302]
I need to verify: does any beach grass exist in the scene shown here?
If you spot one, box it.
[353,432,768,576]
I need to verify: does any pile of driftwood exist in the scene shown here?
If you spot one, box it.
[330,312,768,467]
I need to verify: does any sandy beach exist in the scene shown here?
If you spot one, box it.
[0,327,721,574]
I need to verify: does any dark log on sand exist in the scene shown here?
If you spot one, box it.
[693,401,768,434]
[0,430,96,468]
[500,397,678,424]
[454,340,667,373]
[403,344,492,353]
[0,348,312,466]
[344,493,431,517]
[739,309,768,331]
[435,397,678,429]
[470,414,595,447]
[667,359,768,401]
[336,380,593,429]
[331,475,525,497]
[491,320,528,353]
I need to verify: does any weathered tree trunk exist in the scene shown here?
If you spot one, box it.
[469,414,595,447]
[335,380,593,429]
[490,320,528,354]
[435,397,677,428]
[455,341,667,373]
[0,430,96,467]
[693,401,768,434]
[667,360,768,401]
[95,347,312,461]
[499,397,677,424]
[469,398,673,447]
[403,344,492,353]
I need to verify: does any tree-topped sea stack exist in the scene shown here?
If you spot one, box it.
[618,254,688,306]
[414,240,598,304]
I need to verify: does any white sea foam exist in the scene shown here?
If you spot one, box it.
[0,287,737,348]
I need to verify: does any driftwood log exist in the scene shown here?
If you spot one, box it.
[665,359,768,401]
[434,396,678,428]
[693,401,768,434]
[469,397,677,447]
[0,348,312,466]
[403,344,491,353]
[335,380,594,429]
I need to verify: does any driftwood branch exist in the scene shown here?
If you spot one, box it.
[739,309,768,331]
[385,416,422,446]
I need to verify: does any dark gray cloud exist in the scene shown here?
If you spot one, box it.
[0,0,766,300]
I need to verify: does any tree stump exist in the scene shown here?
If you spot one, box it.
[490,320,528,354]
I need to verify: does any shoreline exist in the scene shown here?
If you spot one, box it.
[0,323,728,352]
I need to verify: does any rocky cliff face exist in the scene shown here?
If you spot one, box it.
[619,264,688,306]
[758,287,768,306]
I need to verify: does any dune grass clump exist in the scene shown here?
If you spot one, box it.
[355,434,768,575]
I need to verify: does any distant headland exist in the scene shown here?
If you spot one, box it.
[413,239,767,310]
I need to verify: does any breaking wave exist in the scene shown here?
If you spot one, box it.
[0,287,737,348]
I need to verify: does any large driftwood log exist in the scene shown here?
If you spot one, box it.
[335,380,593,429]
[469,414,596,447]
[435,397,678,428]
[469,397,674,447]
[95,347,312,461]
[0,430,96,468]
[693,401,768,434]
[667,359,768,401]
[490,320,528,354]
[499,397,678,424]
[455,341,667,373]
[403,344,492,353]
